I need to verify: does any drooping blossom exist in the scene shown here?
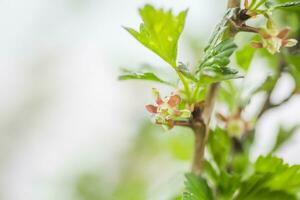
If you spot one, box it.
[217,110,252,138]
[145,88,191,129]
[251,27,297,54]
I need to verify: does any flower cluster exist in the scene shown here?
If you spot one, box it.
[145,89,191,129]
[252,27,297,54]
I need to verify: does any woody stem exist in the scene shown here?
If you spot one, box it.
[190,0,240,176]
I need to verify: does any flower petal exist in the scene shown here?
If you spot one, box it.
[283,38,298,47]
[167,95,181,107]
[151,88,163,105]
[145,105,158,113]
[277,28,290,39]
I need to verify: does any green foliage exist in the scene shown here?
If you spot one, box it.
[120,3,300,200]
[74,174,105,200]
[183,173,213,200]
[248,0,267,10]
[124,4,187,67]
[178,63,199,82]
[236,44,256,71]
[286,54,300,91]
[208,128,232,169]
[254,75,277,93]
[218,81,239,111]
[167,131,194,161]
[235,156,300,200]
[118,69,174,86]
[205,8,237,52]
[217,170,241,199]
[268,1,300,10]
[198,39,242,84]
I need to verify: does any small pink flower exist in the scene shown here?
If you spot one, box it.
[145,88,191,129]
[252,27,297,54]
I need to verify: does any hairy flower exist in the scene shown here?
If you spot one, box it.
[252,27,297,54]
[145,88,191,129]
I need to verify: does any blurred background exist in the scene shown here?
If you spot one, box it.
[0,0,299,199]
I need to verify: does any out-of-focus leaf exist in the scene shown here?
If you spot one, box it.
[232,153,250,174]
[254,75,277,93]
[166,130,193,161]
[257,47,280,68]
[118,70,174,86]
[218,81,239,111]
[203,160,219,184]
[286,54,300,91]
[248,0,267,10]
[208,128,231,169]
[255,156,300,194]
[235,186,297,200]
[74,174,106,200]
[271,125,299,153]
[124,4,187,67]
[255,156,288,173]
[236,44,256,71]
[218,170,241,199]
[235,156,300,200]
[113,177,147,200]
[183,173,213,200]
[271,1,300,9]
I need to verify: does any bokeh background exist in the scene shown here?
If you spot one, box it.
[0,0,299,199]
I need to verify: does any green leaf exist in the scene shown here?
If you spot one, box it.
[218,170,241,199]
[205,8,237,52]
[270,125,299,153]
[254,75,277,93]
[236,44,256,71]
[208,128,231,169]
[255,156,288,174]
[236,155,300,200]
[255,156,300,194]
[198,39,242,83]
[236,186,297,200]
[118,70,174,86]
[166,130,193,161]
[231,153,250,174]
[124,4,187,67]
[249,0,267,10]
[183,173,213,200]
[203,160,219,185]
[272,1,300,9]
[218,81,239,111]
[178,63,199,82]
[286,54,300,91]
[201,39,238,69]
[200,65,243,84]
